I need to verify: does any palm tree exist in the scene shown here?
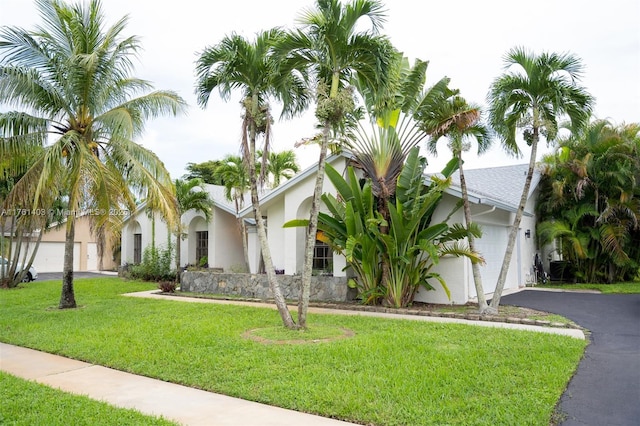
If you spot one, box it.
[216,154,251,271]
[425,96,492,313]
[265,150,300,188]
[183,160,224,185]
[537,120,640,282]
[0,0,185,308]
[487,46,593,312]
[195,29,309,329]
[277,0,395,327]
[174,178,214,281]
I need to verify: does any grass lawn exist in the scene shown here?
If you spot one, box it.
[538,281,640,294]
[0,278,587,426]
[0,372,176,425]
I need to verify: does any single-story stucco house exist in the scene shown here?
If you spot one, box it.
[121,155,541,305]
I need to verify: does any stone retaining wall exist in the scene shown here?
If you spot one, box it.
[181,271,355,302]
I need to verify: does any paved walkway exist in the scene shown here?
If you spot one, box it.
[1,288,587,425]
[502,290,640,426]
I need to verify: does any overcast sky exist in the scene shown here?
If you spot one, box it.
[1,0,639,178]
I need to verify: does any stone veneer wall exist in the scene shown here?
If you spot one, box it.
[181,271,354,302]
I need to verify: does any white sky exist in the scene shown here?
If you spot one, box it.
[1,0,639,178]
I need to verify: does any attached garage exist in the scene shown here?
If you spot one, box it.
[471,224,509,297]
[31,242,80,273]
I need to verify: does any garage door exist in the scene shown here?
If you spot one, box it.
[472,224,509,296]
[31,242,80,273]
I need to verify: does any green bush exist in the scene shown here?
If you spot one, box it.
[129,244,175,282]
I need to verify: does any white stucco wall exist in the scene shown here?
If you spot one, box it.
[414,194,469,304]
[209,208,244,271]
[122,206,243,272]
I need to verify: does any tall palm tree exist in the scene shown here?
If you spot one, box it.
[487,46,593,311]
[425,96,492,313]
[0,0,185,308]
[216,154,251,271]
[277,0,395,327]
[195,29,309,328]
[174,178,214,281]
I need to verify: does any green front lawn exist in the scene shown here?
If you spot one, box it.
[538,281,640,293]
[0,372,176,426]
[0,278,586,426]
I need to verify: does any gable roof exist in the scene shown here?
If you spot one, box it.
[201,184,240,216]
[237,154,345,218]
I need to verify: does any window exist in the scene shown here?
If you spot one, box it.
[133,233,142,264]
[313,240,332,275]
[196,231,208,264]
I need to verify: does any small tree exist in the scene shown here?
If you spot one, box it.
[216,155,251,271]
[425,96,493,313]
[174,178,213,281]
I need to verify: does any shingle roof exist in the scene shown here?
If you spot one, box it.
[443,163,542,213]
[202,184,239,214]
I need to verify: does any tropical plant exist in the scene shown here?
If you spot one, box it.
[173,178,213,281]
[128,243,175,282]
[425,96,493,313]
[537,120,640,282]
[345,56,456,294]
[299,147,482,307]
[486,46,593,311]
[1,145,46,288]
[261,149,300,188]
[0,0,185,307]
[276,0,395,327]
[195,28,309,328]
[216,154,251,270]
[183,160,224,185]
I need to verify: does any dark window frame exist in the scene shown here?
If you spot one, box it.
[133,233,142,264]
[196,231,208,264]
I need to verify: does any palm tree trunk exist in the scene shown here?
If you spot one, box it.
[235,199,250,272]
[175,231,181,283]
[458,154,489,313]
[239,219,250,272]
[247,96,295,328]
[297,123,330,328]
[489,133,539,312]
[251,180,295,327]
[59,216,77,309]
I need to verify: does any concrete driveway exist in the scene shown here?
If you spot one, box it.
[37,271,117,281]
[501,290,640,426]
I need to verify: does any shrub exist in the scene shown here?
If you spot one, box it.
[129,244,175,282]
[157,281,177,293]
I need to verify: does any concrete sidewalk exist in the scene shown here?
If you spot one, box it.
[0,342,355,426]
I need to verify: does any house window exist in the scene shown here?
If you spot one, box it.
[196,231,208,264]
[133,233,142,264]
[313,240,332,275]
